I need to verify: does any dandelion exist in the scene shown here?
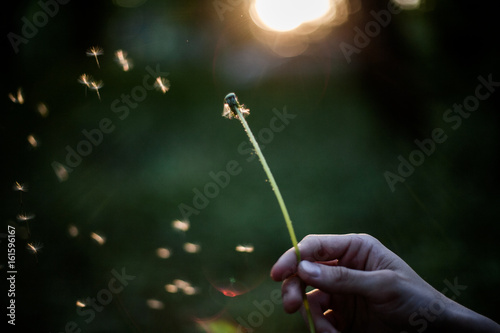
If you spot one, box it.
[222,92,315,333]
[86,46,103,68]
[154,76,170,93]
[90,80,103,101]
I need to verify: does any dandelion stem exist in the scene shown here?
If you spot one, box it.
[230,99,315,333]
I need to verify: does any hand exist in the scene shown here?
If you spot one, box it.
[271,234,500,333]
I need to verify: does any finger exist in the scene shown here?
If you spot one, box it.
[298,260,384,297]
[281,275,304,313]
[271,234,374,281]
[301,290,340,333]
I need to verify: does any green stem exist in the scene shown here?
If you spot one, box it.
[235,107,316,333]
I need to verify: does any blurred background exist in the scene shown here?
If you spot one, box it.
[2,0,499,332]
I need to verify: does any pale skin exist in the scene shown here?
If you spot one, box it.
[271,234,500,333]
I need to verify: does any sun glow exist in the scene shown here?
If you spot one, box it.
[252,0,332,32]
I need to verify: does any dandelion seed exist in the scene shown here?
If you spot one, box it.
[165,284,178,293]
[173,279,191,290]
[183,242,201,253]
[17,88,24,104]
[13,181,27,192]
[68,224,79,237]
[52,161,69,182]
[115,49,132,71]
[76,300,87,308]
[154,76,170,93]
[8,88,24,104]
[26,242,43,254]
[78,74,92,87]
[156,247,171,259]
[235,244,254,253]
[27,134,38,148]
[37,102,49,117]
[182,286,198,295]
[146,299,164,310]
[172,219,189,232]
[90,80,103,101]
[90,232,106,245]
[86,46,103,68]
[17,212,35,221]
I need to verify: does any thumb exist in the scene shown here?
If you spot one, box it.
[298,260,380,297]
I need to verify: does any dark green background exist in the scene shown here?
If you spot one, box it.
[2,0,499,332]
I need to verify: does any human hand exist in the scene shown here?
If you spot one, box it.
[270,234,451,333]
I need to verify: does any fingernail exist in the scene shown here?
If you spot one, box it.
[299,261,321,278]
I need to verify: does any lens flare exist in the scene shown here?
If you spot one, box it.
[252,0,331,32]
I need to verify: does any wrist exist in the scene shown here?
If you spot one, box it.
[432,298,500,333]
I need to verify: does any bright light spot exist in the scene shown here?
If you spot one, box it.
[90,232,106,245]
[393,0,421,10]
[165,284,178,293]
[172,219,189,232]
[156,247,171,259]
[253,0,331,32]
[27,134,38,148]
[37,103,49,117]
[235,245,254,253]
[183,242,201,253]
[68,225,79,237]
[146,299,164,310]
[76,300,87,307]
[182,286,198,295]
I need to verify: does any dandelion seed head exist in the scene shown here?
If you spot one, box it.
[222,92,250,119]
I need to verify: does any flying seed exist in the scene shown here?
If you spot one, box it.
[86,46,103,68]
